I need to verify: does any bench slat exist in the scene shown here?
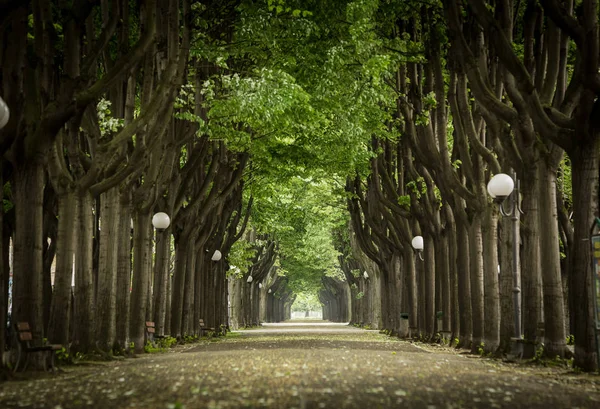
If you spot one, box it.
[19,332,33,341]
[17,322,31,331]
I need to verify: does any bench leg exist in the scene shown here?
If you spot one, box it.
[49,351,57,372]
[13,348,22,373]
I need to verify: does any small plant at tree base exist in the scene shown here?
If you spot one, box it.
[183,334,200,343]
[532,344,545,362]
[56,347,87,364]
[56,347,70,363]
[566,334,575,345]
[477,342,485,356]
[157,336,177,349]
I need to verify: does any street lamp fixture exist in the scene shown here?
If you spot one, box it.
[487,171,523,357]
[0,96,9,129]
[363,271,369,280]
[411,235,424,261]
[211,250,222,261]
[487,173,515,204]
[268,289,272,294]
[152,212,170,232]
[259,283,262,289]
[247,275,253,284]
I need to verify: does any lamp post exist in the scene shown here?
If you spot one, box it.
[0,96,9,129]
[487,172,523,356]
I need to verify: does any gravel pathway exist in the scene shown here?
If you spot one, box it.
[0,321,598,408]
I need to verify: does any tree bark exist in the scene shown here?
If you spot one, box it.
[73,192,95,353]
[482,205,500,353]
[169,234,188,338]
[498,214,516,353]
[95,187,121,351]
[48,190,79,345]
[12,162,45,339]
[129,211,152,353]
[570,138,600,371]
[115,194,132,351]
[520,168,542,359]
[181,239,196,335]
[424,236,436,337]
[456,222,472,348]
[470,215,485,353]
[152,227,171,336]
[538,157,569,358]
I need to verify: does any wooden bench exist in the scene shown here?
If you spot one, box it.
[145,321,168,344]
[13,322,62,372]
[199,319,215,337]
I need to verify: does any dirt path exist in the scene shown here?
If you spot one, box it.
[1,321,598,408]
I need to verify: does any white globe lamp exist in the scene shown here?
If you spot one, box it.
[247,275,253,283]
[0,96,9,129]
[411,236,424,251]
[152,212,170,231]
[211,250,222,261]
[487,173,514,202]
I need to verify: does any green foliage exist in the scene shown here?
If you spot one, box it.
[96,99,124,137]
[251,176,347,294]
[144,336,178,353]
[227,239,257,278]
[3,182,13,213]
[355,291,365,300]
[56,347,85,364]
[291,292,321,312]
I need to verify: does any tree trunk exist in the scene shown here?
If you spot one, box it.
[115,195,132,351]
[498,214,516,353]
[470,215,485,354]
[145,226,154,322]
[456,222,472,348]
[482,205,500,353]
[446,217,460,341]
[424,237,435,337]
[73,192,95,353]
[12,162,45,338]
[228,277,241,330]
[193,250,206,334]
[48,190,79,345]
[570,139,600,371]
[129,212,151,353]
[440,232,451,333]
[169,235,188,338]
[0,168,6,360]
[520,169,542,359]
[152,227,171,336]
[95,187,120,351]
[538,159,568,358]
[181,240,196,335]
